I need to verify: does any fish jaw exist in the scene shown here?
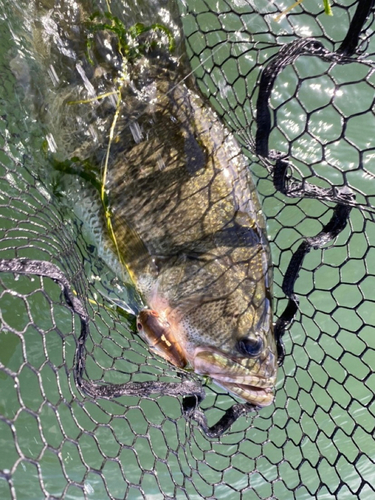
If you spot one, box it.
[137,308,277,406]
[192,346,277,406]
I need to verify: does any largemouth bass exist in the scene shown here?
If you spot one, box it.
[16,0,278,409]
[105,37,278,406]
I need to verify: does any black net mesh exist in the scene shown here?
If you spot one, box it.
[1,0,375,498]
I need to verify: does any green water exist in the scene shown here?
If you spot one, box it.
[1,1,375,499]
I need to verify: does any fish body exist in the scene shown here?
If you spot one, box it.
[9,0,277,407]
[107,48,277,406]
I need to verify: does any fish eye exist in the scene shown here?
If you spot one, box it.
[237,337,263,357]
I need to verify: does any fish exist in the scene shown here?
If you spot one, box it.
[104,38,278,407]
[20,0,278,407]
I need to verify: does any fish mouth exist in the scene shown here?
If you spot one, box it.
[192,346,276,406]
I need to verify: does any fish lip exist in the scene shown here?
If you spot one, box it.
[192,345,276,404]
[217,381,275,407]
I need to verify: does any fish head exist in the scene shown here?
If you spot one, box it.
[179,288,277,407]
[136,254,277,407]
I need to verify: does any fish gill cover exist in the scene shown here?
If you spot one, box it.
[0,0,375,499]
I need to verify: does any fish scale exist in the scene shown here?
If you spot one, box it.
[106,44,277,405]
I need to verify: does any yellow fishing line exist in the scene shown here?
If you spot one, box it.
[275,0,304,22]
[275,0,332,22]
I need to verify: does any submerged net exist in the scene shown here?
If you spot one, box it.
[1,0,375,498]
